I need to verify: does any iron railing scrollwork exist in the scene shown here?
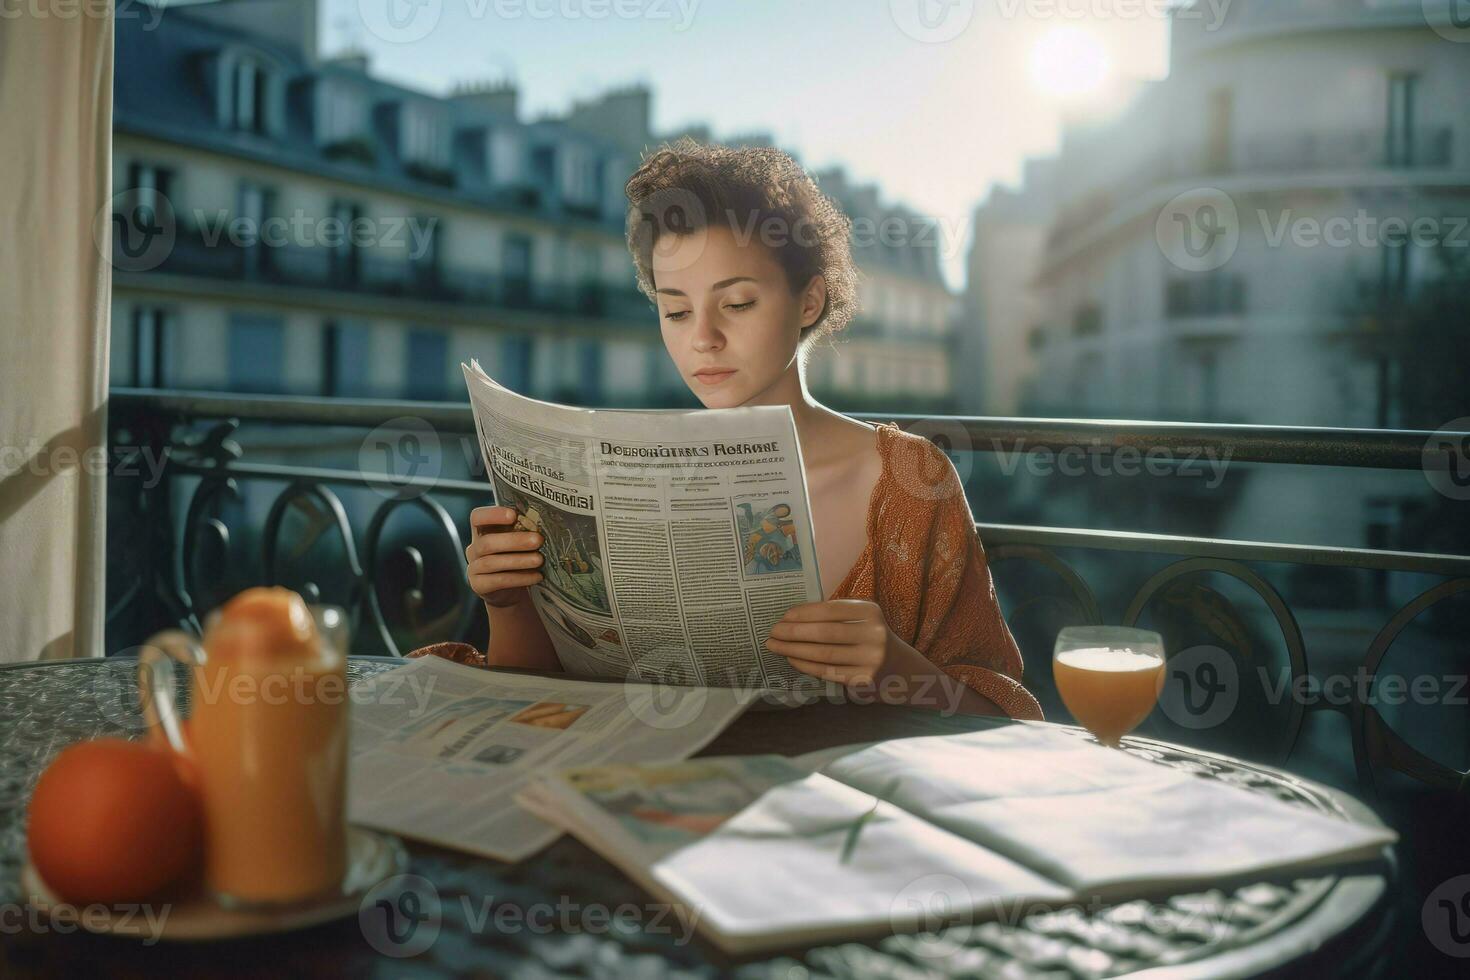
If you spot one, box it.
[105,389,1470,801]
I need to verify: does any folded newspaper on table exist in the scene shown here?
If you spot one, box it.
[518,724,1397,954]
[463,360,827,694]
[347,656,750,862]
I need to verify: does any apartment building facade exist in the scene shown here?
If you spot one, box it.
[110,0,956,413]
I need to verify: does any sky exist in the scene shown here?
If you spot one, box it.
[319,0,1173,289]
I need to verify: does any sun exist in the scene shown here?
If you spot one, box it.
[1028,27,1112,101]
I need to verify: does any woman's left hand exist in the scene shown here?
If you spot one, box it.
[766,599,897,688]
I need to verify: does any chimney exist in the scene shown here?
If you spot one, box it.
[564,85,653,160]
[325,49,371,73]
[451,81,520,121]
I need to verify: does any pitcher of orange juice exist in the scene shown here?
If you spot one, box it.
[141,587,350,907]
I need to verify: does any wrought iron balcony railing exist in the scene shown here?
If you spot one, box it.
[104,389,1470,806]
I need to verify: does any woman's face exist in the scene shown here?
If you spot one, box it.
[650,224,824,409]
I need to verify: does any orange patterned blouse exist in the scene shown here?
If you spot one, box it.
[410,423,1044,721]
[829,424,1043,721]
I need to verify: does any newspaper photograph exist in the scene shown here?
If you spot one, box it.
[463,361,826,693]
[347,655,750,862]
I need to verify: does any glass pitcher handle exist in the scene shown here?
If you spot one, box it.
[139,629,203,758]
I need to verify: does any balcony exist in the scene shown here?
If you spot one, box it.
[91,387,1469,976]
[113,224,652,322]
[1046,128,1457,257]
[1171,0,1444,61]
[105,386,1467,791]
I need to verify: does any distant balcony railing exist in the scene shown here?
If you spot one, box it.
[1165,275,1248,319]
[115,224,652,321]
[104,388,1470,806]
[1047,127,1457,254]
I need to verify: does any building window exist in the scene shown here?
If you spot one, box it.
[237,181,274,277]
[125,162,173,219]
[1195,350,1220,419]
[1386,74,1418,167]
[559,144,598,209]
[329,200,362,284]
[531,145,556,185]
[402,106,447,167]
[319,80,368,145]
[322,321,372,397]
[131,307,170,388]
[1165,274,1246,318]
[412,216,440,288]
[1379,234,1415,301]
[230,56,277,136]
[1205,88,1232,173]
[405,329,448,400]
[500,336,533,393]
[573,244,602,314]
[503,234,533,307]
[227,314,285,393]
[578,340,603,405]
[1072,303,1103,337]
[489,128,526,186]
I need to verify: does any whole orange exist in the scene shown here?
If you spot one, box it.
[27,737,203,904]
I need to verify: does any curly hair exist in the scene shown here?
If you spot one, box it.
[624,138,859,342]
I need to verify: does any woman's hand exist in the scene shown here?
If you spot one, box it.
[465,505,544,609]
[765,599,897,687]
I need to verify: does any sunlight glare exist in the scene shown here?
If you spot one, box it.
[1028,27,1112,101]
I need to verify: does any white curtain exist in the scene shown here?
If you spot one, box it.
[0,8,114,661]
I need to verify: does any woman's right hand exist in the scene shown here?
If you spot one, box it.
[465,505,545,608]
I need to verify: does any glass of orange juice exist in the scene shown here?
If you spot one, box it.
[141,588,350,907]
[1053,626,1165,747]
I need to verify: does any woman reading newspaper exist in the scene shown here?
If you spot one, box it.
[423,140,1043,721]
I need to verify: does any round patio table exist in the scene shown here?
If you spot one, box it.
[0,656,1396,979]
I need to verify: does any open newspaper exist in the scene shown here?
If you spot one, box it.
[347,656,750,862]
[519,724,1397,954]
[463,360,826,693]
